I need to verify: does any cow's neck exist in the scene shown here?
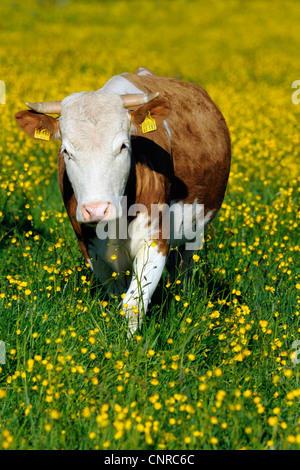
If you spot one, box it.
[124,135,173,215]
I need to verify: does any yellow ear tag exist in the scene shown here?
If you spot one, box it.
[34,128,50,141]
[142,111,157,133]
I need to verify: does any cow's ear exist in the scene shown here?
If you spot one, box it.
[15,110,61,141]
[129,98,171,133]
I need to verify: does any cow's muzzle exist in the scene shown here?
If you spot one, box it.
[81,202,113,223]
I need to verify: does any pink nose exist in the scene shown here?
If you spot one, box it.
[81,202,112,223]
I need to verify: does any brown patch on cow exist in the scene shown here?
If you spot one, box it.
[125,72,231,220]
[124,137,175,256]
[154,239,169,256]
[129,137,173,208]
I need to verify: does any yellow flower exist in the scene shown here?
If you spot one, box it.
[210,310,220,319]
[151,378,159,386]
[234,353,244,362]
[198,384,207,391]
[50,410,61,420]
[0,389,7,399]
[82,406,91,418]
[216,390,226,401]
[268,416,278,427]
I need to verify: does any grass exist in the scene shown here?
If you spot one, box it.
[0,0,300,450]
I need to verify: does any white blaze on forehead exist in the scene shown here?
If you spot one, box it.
[59,91,129,153]
[91,133,102,149]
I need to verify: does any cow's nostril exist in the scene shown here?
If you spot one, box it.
[81,202,111,223]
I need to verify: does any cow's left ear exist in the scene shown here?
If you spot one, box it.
[15,110,61,141]
[129,98,171,132]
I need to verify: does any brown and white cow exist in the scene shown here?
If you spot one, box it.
[15,67,231,334]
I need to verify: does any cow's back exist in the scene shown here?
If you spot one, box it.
[124,72,231,217]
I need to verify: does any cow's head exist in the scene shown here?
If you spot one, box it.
[15,91,170,223]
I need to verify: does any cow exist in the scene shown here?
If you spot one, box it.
[15,67,231,335]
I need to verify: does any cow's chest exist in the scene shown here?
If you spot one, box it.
[87,235,132,293]
[85,213,153,294]
[84,201,214,293]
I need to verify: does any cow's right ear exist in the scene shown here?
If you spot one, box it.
[15,110,61,141]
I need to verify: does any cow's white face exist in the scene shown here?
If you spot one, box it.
[16,86,170,226]
[59,91,131,224]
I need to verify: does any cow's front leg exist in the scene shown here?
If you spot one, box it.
[122,240,167,335]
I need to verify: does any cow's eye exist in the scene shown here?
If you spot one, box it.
[113,139,129,157]
[62,148,72,160]
[120,142,128,153]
